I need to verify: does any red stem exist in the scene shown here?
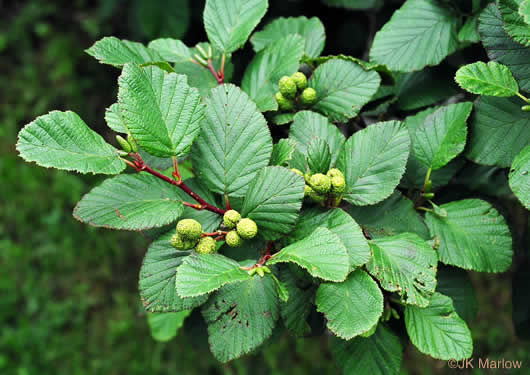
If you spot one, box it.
[207,59,223,84]
[128,155,226,216]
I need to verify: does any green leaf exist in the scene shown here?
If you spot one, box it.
[241,34,305,112]
[304,55,393,80]
[202,275,279,362]
[192,84,273,197]
[308,59,381,122]
[436,267,477,323]
[175,253,251,298]
[251,16,325,58]
[405,292,473,360]
[500,0,530,46]
[394,69,458,111]
[425,199,513,272]
[458,14,481,43]
[278,268,313,336]
[336,121,410,206]
[369,0,459,72]
[316,269,383,339]
[271,112,295,126]
[412,102,473,170]
[332,325,402,375]
[402,107,465,189]
[268,227,350,282]
[455,61,520,97]
[180,178,224,233]
[289,111,346,167]
[368,233,438,307]
[104,103,128,134]
[270,139,296,167]
[147,311,191,342]
[323,0,382,10]
[148,38,191,62]
[307,138,332,174]
[148,39,235,96]
[133,0,190,40]
[85,37,161,67]
[466,96,530,167]
[73,173,184,230]
[289,207,371,269]
[509,145,530,209]
[203,0,268,54]
[17,111,125,175]
[117,63,204,158]
[139,232,207,312]
[241,166,305,240]
[347,191,430,240]
[479,4,530,92]
[521,0,530,24]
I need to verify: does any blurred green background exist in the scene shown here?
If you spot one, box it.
[1,0,529,374]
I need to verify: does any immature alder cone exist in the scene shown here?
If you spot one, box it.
[196,237,217,254]
[275,92,295,111]
[309,173,331,194]
[223,209,241,229]
[176,219,202,240]
[278,76,297,99]
[307,187,326,203]
[291,72,308,90]
[170,233,196,250]
[225,230,243,247]
[115,135,131,153]
[236,218,258,239]
[300,87,317,106]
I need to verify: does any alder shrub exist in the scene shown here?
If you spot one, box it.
[16,0,530,372]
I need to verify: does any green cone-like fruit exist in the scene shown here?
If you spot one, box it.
[196,236,217,254]
[327,168,343,178]
[304,185,314,197]
[309,173,331,194]
[170,233,196,250]
[236,218,258,239]
[275,92,295,111]
[330,175,346,195]
[308,188,326,203]
[223,209,241,229]
[116,135,132,153]
[176,219,202,241]
[291,72,307,91]
[300,87,317,106]
[127,134,139,153]
[278,76,297,99]
[225,230,243,247]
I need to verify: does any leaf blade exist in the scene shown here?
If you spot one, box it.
[425,199,513,272]
[337,121,410,206]
[73,173,184,231]
[192,84,273,197]
[316,269,384,339]
[176,253,251,298]
[17,111,125,175]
